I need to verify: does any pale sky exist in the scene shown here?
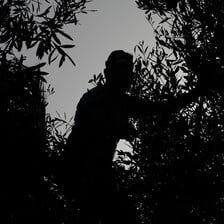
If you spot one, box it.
[45,0,155,119]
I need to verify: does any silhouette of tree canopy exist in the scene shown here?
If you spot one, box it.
[112,41,224,223]
[0,0,93,66]
[0,52,47,223]
[0,0,91,223]
[109,1,224,223]
[136,0,224,90]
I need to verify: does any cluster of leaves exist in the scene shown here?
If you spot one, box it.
[0,50,47,223]
[113,16,224,224]
[0,52,47,112]
[43,111,79,224]
[112,1,224,222]
[45,111,73,158]
[88,72,105,86]
[136,0,224,91]
[0,0,92,222]
[0,0,93,67]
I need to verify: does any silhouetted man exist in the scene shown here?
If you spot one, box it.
[63,50,205,224]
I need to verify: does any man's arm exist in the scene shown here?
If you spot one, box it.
[159,87,202,113]
[128,86,208,117]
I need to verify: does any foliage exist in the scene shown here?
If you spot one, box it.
[136,0,224,91]
[45,111,74,158]
[112,1,224,221]
[0,0,91,222]
[0,50,47,223]
[0,0,93,67]
[43,112,79,224]
[127,41,224,223]
[88,72,105,86]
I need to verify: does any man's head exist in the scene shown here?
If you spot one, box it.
[104,50,134,93]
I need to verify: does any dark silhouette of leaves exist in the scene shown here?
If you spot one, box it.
[0,0,94,67]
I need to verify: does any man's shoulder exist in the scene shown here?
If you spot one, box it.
[82,85,105,99]
[85,85,105,95]
[79,85,106,106]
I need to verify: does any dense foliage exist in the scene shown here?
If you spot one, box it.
[0,0,91,223]
[2,0,224,223]
[113,1,224,223]
[136,0,224,91]
[0,0,93,66]
[114,41,224,223]
[1,51,46,223]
